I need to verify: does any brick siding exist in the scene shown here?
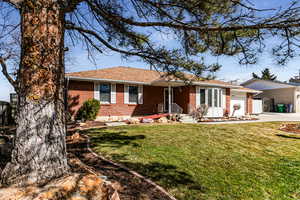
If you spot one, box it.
[68,80,242,117]
[246,93,253,114]
[98,84,164,116]
[68,80,94,117]
[68,81,165,117]
[226,88,231,115]
[173,86,193,113]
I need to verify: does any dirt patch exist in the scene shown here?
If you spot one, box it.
[67,132,175,200]
[67,121,106,131]
[279,123,300,134]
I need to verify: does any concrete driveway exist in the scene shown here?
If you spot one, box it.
[201,112,300,124]
[257,112,300,122]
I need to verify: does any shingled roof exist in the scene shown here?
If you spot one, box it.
[67,66,164,84]
[66,66,259,92]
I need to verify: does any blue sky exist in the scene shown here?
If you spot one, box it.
[1,0,300,101]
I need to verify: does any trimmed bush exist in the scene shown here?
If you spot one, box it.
[76,99,100,121]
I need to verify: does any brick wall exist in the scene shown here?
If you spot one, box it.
[246,93,253,114]
[68,80,94,117]
[188,86,196,113]
[173,86,191,113]
[226,88,231,115]
[98,84,164,116]
[68,80,242,117]
[68,81,165,117]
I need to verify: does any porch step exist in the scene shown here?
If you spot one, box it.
[179,115,198,123]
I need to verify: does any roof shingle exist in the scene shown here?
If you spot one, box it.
[66,66,260,92]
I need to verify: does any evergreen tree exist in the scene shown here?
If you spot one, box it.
[252,68,277,80]
[0,0,300,186]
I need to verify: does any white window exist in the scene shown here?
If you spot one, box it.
[94,83,116,104]
[208,89,213,107]
[124,85,143,104]
[200,89,206,104]
[99,83,111,103]
[197,87,223,108]
[129,85,138,104]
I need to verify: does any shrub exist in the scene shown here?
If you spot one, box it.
[190,104,209,120]
[76,99,100,121]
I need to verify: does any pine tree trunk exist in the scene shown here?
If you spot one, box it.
[1,1,69,186]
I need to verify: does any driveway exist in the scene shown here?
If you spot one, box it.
[201,112,300,124]
[258,112,300,122]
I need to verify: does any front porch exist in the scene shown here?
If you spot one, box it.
[153,81,228,118]
[157,86,187,115]
[151,79,194,115]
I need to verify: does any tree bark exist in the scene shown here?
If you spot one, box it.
[1,0,69,186]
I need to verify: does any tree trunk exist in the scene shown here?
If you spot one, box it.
[1,1,69,186]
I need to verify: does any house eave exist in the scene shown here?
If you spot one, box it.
[67,76,242,88]
[193,82,242,88]
[66,76,151,85]
[231,88,262,94]
[151,79,242,88]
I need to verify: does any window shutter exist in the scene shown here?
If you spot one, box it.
[111,84,116,104]
[205,89,208,105]
[222,89,226,109]
[196,86,200,108]
[94,83,100,100]
[124,84,129,104]
[138,85,143,104]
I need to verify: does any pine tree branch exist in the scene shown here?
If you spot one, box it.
[113,15,300,32]
[65,23,160,61]
[86,1,300,33]
[65,23,212,78]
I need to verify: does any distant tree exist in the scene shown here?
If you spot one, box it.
[252,68,277,80]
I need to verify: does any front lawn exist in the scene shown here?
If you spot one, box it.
[85,123,300,200]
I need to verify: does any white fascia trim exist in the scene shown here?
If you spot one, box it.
[68,76,241,88]
[67,76,150,85]
[231,89,262,94]
[193,82,242,89]
[151,79,242,88]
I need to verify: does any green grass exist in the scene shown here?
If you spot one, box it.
[84,123,300,200]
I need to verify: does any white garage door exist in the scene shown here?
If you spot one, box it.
[231,92,246,117]
[252,99,263,114]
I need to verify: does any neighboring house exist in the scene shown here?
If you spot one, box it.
[241,78,300,113]
[66,66,259,119]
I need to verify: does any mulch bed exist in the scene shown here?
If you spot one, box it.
[67,121,106,130]
[0,126,175,199]
[67,130,174,200]
[279,123,300,134]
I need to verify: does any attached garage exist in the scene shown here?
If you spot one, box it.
[241,79,300,113]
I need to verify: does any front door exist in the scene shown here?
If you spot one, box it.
[164,88,174,112]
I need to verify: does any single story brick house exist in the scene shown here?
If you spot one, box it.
[66,66,259,120]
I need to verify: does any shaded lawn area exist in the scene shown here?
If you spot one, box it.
[84,123,300,200]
